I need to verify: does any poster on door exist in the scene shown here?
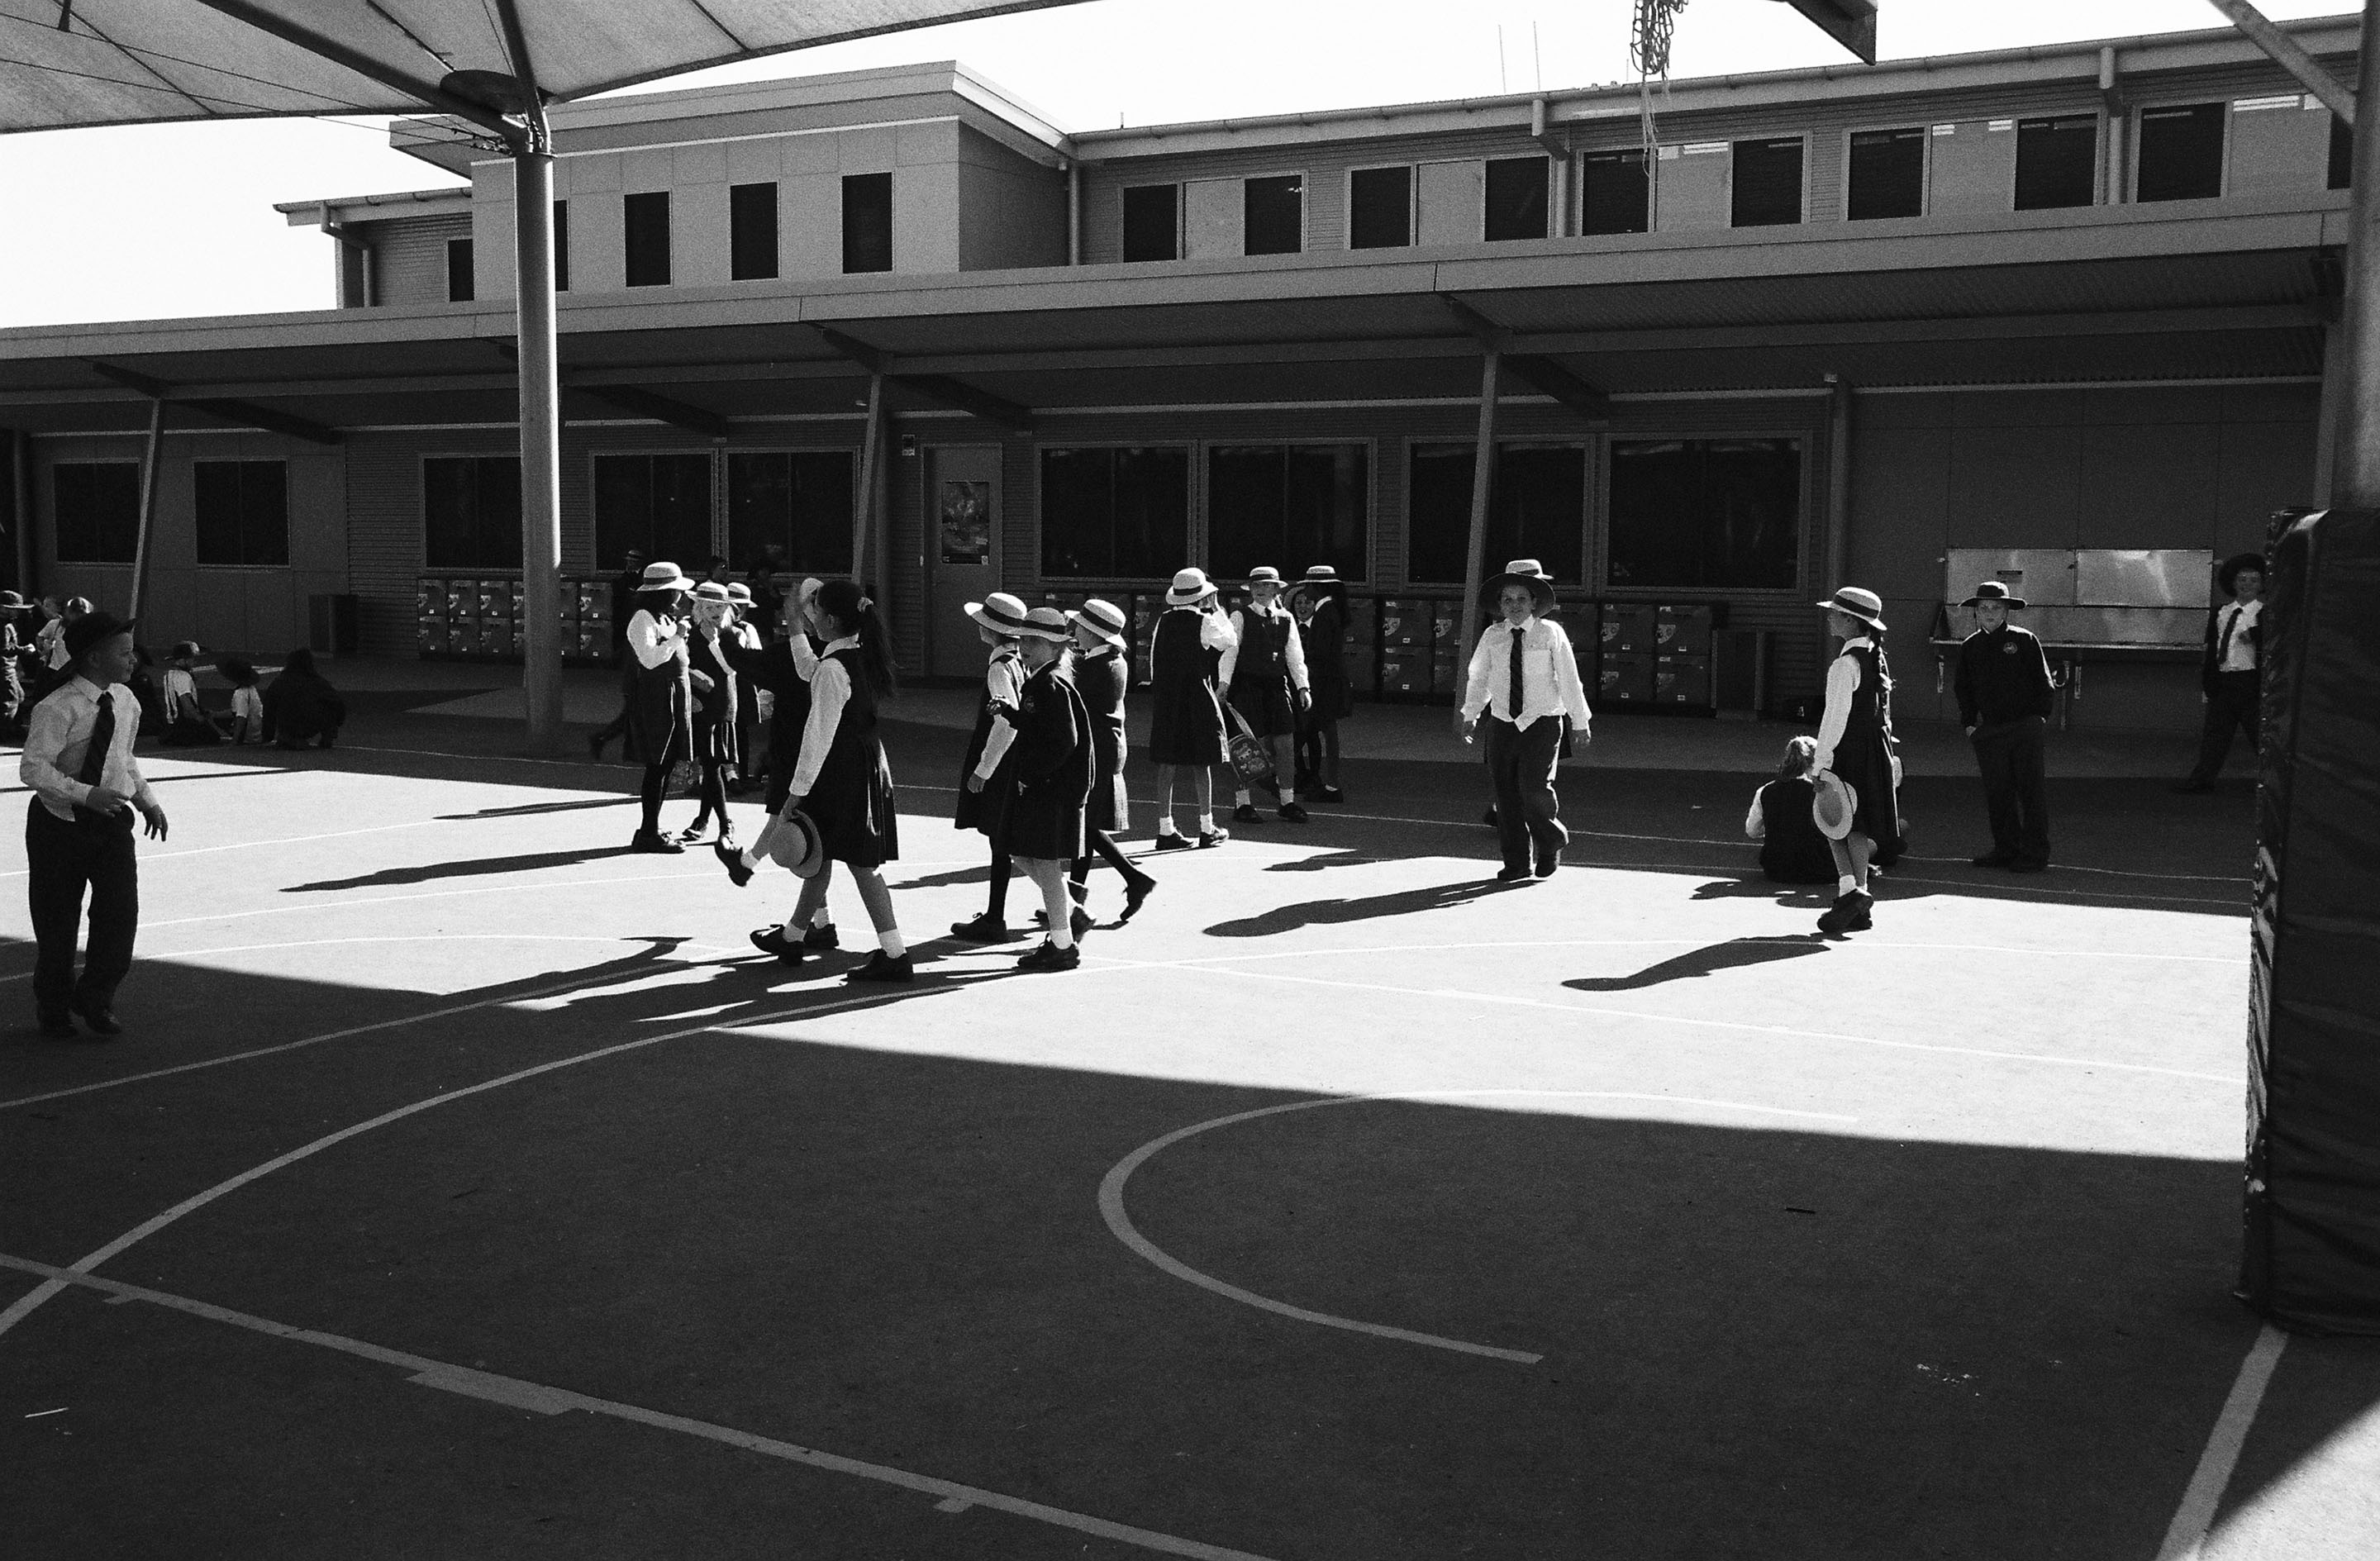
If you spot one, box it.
[940,480,990,564]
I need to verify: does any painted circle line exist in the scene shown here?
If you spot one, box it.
[1098,1088,1858,1366]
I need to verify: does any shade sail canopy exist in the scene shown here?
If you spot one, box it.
[0,0,1101,136]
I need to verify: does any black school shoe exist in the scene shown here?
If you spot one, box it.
[1494,864,1534,883]
[1232,803,1263,824]
[630,830,684,854]
[1120,877,1157,923]
[749,926,806,963]
[1153,833,1194,852]
[1971,850,2015,869]
[715,841,753,887]
[1816,890,1874,935]
[1310,785,1345,803]
[803,923,840,951]
[1278,802,1311,824]
[1198,828,1230,848]
[1016,941,1082,973]
[845,950,914,983]
[950,914,1012,943]
[72,1000,122,1035]
[1534,853,1559,878]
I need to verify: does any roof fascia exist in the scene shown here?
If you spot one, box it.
[275,188,474,226]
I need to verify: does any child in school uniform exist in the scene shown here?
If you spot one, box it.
[726,578,838,960]
[1064,598,1158,928]
[20,611,169,1038]
[675,581,742,848]
[1145,568,1236,850]
[1810,587,1905,935]
[216,658,264,745]
[722,579,769,797]
[1459,559,1592,882]
[982,607,1095,972]
[1221,566,1312,825]
[1745,735,1837,884]
[625,561,696,853]
[719,579,912,982]
[158,640,224,746]
[949,593,1031,942]
[1288,565,1352,803]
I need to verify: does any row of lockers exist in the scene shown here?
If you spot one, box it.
[417,574,613,664]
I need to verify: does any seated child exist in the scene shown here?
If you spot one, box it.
[159,640,225,745]
[216,657,264,745]
[1746,735,1838,884]
[260,648,346,750]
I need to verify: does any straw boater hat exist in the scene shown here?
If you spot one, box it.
[964,592,1033,638]
[1816,585,1887,633]
[63,610,136,663]
[0,590,26,610]
[1015,606,1073,642]
[638,560,688,593]
[1246,565,1287,593]
[691,581,731,606]
[1962,581,2026,609]
[1811,770,1859,841]
[725,580,756,608]
[1067,597,1128,649]
[1487,558,1557,611]
[1165,568,1216,607]
[762,809,826,878]
[169,640,204,661]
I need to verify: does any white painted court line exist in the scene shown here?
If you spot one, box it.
[2154,1325,2289,1561]
[1162,937,2247,968]
[0,1253,1277,1561]
[0,934,745,988]
[1102,1089,1856,1366]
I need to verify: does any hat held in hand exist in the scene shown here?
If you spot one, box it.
[1811,770,1859,841]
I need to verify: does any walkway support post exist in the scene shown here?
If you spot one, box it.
[128,396,165,622]
[512,126,564,754]
[853,371,887,589]
[1825,375,1853,591]
[2333,0,2380,508]
[1454,350,1500,733]
[11,428,31,598]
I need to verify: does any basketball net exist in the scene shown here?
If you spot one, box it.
[1631,0,1687,160]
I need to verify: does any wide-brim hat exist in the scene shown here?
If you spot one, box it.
[169,640,205,660]
[1067,597,1127,648]
[1165,568,1216,607]
[1811,770,1859,841]
[638,560,688,593]
[1016,606,1073,643]
[64,610,136,664]
[1246,566,1286,592]
[2216,551,2268,594]
[0,591,26,610]
[1816,586,1887,632]
[725,582,756,607]
[1486,558,1557,607]
[764,809,826,878]
[964,592,1033,637]
[1962,581,2026,609]
[691,581,732,604]
[1302,564,1339,581]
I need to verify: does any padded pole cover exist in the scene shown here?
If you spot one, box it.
[2241,507,2380,1333]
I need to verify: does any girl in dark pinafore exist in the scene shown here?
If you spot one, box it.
[1810,587,1904,935]
[949,593,1031,942]
[1064,598,1158,928]
[674,580,742,848]
[1145,567,1236,850]
[1288,564,1352,802]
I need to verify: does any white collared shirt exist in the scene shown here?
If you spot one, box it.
[788,635,864,800]
[1812,635,1872,773]
[1461,614,1592,733]
[626,607,688,670]
[21,675,156,823]
[2216,599,2262,673]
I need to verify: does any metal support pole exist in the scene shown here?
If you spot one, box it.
[2316,321,2347,505]
[2099,48,2127,205]
[128,397,165,622]
[1825,377,1853,591]
[853,371,886,584]
[2333,0,2380,509]
[1454,350,1501,731]
[11,428,32,598]
[1066,160,1082,265]
[873,416,894,646]
[2204,0,2357,124]
[512,133,565,754]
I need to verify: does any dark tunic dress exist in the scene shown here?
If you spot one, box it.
[1829,640,1903,849]
[1754,777,1837,883]
[798,645,898,869]
[687,627,740,769]
[1302,595,1353,722]
[1073,645,1131,834]
[953,648,1024,835]
[627,608,693,764]
[1145,607,1226,766]
[997,656,1094,862]
[1228,602,1301,739]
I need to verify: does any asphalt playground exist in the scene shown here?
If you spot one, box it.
[3,669,2376,1559]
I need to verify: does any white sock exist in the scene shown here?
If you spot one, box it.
[739,847,761,870]
[1157,817,1180,837]
[1050,923,1074,951]
[1234,789,1250,807]
[1838,874,1858,897]
[1202,812,1218,831]
[879,930,907,958]
[1284,789,1297,804]
[811,907,833,928]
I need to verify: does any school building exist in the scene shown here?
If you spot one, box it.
[0,12,2361,732]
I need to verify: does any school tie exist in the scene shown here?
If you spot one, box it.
[79,691,114,788]
[2214,606,2236,669]
[1508,626,1527,721]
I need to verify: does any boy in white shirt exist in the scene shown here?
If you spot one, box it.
[1460,559,1592,881]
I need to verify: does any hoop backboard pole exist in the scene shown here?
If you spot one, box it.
[2204,0,2355,124]
[1776,0,1878,65]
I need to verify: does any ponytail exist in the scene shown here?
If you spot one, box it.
[814,578,896,698]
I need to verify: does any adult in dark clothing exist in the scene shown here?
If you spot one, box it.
[2174,551,2267,792]
[1811,587,1903,935]
[983,607,1095,972]
[1289,564,1352,802]
[1954,580,2056,870]
[1064,599,1158,930]
[260,647,345,750]
[624,561,695,853]
[588,548,649,762]
[1145,568,1235,849]
[1745,736,1836,884]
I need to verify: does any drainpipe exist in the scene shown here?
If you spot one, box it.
[1066,158,1082,265]
[1532,98,1568,236]
[2100,46,2127,204]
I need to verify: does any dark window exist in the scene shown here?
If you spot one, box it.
[842,173,893,274]
[730,182,778,281]
[445,237,474,302]
[727,450,854,574]
[423,455,522,570]
[1244,174,1303,255]
[1607,439,1802,590]
[2330,113,2354,190]
[2016,115,2098,210]
[1407,443,1585,587]
[1732,136,1804,226]
[624,190,671,287]
[1206,445,1368,583]
[51,462,140,564]
[1484,156,1549,240]
[193,460,289,567]
[1121,183,1179,262]
[1349,166,1412,250]
[553,199,569,292]
[1848,126,1925,219]
[1039,446,1190,578]
[1581,149,1649,236]
[2136,102,2226,202]
[593,452,712,571]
